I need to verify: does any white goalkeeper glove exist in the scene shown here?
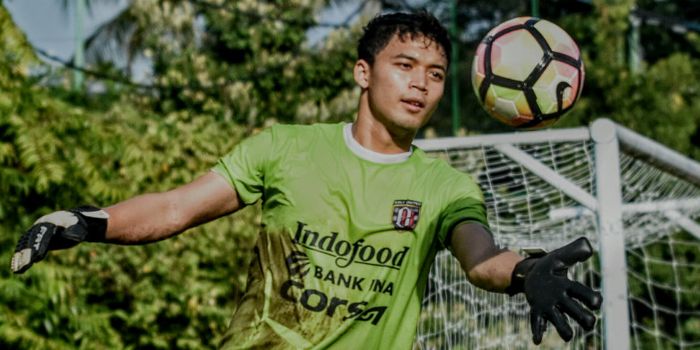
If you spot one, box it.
[11,206,109,274]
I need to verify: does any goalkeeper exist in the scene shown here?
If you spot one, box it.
[12,11,601,349]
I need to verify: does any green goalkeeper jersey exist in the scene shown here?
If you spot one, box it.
[213,123,488,350]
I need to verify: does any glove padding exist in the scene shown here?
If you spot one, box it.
[506,237,603,345]
[11,206,109,274]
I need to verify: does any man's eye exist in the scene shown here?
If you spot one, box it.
[430,72,445,80]
[398,63,412,69]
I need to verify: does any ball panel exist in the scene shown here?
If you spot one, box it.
[471,44,487,101]
[487,16,531,37]
[491,29,542,82]
[576,61,585,100]
[471,71,485,89]
[532,61,581,114]
[473,42,487,76]
[552,60,581,103]
[533,20,580,58]
[485,85,534,126]
[471,70,485,101]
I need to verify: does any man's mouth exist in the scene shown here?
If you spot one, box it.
[401,99,425,112]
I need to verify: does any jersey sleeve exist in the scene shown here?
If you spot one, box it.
[436,172,489,249]
[212,127,275,205]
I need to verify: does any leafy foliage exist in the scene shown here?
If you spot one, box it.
[0,51,241,350]
[1,0,700,348]
[1,0,368,346]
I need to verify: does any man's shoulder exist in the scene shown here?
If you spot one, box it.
[267,122,342,137]
[412,147,480,188]
[261,123,344,153]
[412,148,462,174]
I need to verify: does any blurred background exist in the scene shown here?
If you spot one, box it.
[0,0,698,348]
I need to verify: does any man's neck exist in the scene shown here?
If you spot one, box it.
[351,119,415,154]
[352,103,416,154]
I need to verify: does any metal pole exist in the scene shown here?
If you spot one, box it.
[590,118,631,350]
[415,126,590,150]
[73,0,85,91]
[450,0,460,136]
[495,144,598,211]
[616,124,700,189]
[628,8,642,73]
[531,0,540,17]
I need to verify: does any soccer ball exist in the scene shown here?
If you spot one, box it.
[471,17,584,129]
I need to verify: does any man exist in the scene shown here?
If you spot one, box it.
[12,11,601,349]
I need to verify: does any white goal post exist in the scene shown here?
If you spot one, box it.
[414,118,700,350]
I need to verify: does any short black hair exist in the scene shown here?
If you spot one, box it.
[357,11,451,66]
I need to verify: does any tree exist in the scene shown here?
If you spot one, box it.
[1,1,362,348]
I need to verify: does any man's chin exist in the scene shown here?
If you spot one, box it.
[398,115,432,133]
[387,120,423,138]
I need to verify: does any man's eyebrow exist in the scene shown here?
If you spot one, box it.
[429,63,447,72]
[392,53,418,62]
[392,53,446,72]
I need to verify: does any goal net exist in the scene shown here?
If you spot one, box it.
[413,119,700,350]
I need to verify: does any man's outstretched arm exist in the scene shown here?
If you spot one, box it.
[450,222,602,345]
[105,171,241,244]
[12,171,241,273]
[450,222,521,292]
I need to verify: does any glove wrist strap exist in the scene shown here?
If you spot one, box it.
[69,206,109,242]
[505,257,539,296]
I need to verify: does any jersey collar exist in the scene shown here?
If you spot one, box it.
[343,123,413,164]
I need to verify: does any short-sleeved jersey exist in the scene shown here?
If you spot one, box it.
[213,123,487,350]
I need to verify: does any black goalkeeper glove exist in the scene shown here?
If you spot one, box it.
[505,237,603,345]
[11,206,109,274]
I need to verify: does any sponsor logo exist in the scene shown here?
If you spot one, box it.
[292,221,409,270]
[392,200,422,231]
[281,251,387,326]
[33,225,48,251]
[280,279,386,325]
[282,221,408,327]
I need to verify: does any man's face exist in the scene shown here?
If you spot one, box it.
[356,34,447,135]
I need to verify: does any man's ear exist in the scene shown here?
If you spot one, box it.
[353,59,371,89]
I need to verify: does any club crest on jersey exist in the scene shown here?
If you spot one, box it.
[392,200,422,231]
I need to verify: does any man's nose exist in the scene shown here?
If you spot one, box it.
[410,72,427,92]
